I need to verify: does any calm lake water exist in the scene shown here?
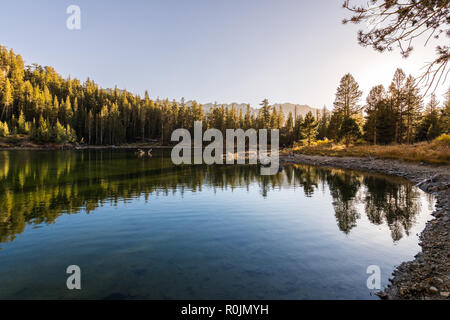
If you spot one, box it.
[0,150,433,300]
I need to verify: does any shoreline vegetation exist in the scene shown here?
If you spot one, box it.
[0,138,171,150]
[1,134,449,165]
[289,135,450,165]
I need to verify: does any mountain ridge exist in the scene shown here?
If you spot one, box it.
[182,101,318,119]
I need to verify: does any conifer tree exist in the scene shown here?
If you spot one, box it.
[439,87,450,134]
[416,94,442,141]
[1,78,13,120]
[389,68,406,143]
[303,112,318,146]
[317,106,330,140]
[403,75,422,144]
[333,74,363,118]
[339,116,361,147]
[17,111,30,134]
[365,85,386,145]
[0,121,9,137]
[259,99,272,129]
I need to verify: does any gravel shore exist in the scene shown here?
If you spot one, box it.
[281,154,450,300]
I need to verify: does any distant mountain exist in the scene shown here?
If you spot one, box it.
[271,103,318,119]
[106,94,319,119]
[104,92,319,119]
[184,101,318,119]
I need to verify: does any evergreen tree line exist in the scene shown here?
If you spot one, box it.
[0,46,448,146]
[316,71,449,146]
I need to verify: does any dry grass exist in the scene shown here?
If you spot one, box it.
[291,135,450,165]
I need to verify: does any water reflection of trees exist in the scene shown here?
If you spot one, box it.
[363,176,420,242]
[326,170,362,234]
[0,151,424,243]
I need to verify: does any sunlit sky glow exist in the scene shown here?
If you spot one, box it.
[0,0,447,109]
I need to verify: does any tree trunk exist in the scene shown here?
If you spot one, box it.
[373,124,377,145]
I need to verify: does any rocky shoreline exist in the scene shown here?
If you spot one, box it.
[281,153,450,300]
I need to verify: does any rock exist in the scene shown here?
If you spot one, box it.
[434,277,444,284]
[435,211,445,218]
[429,286,439,294]
[376,291,388,299]
[430,174,440,182]
[399,287,409,296]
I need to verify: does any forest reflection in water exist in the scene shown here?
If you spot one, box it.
[0,150,432,245]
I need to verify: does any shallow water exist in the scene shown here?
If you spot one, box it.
[0,150,434,299]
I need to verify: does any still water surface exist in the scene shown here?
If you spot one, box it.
[0,150,433,299]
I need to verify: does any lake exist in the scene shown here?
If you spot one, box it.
[0,150,433,299]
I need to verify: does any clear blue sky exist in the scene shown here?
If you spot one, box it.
[0,0,445,108]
